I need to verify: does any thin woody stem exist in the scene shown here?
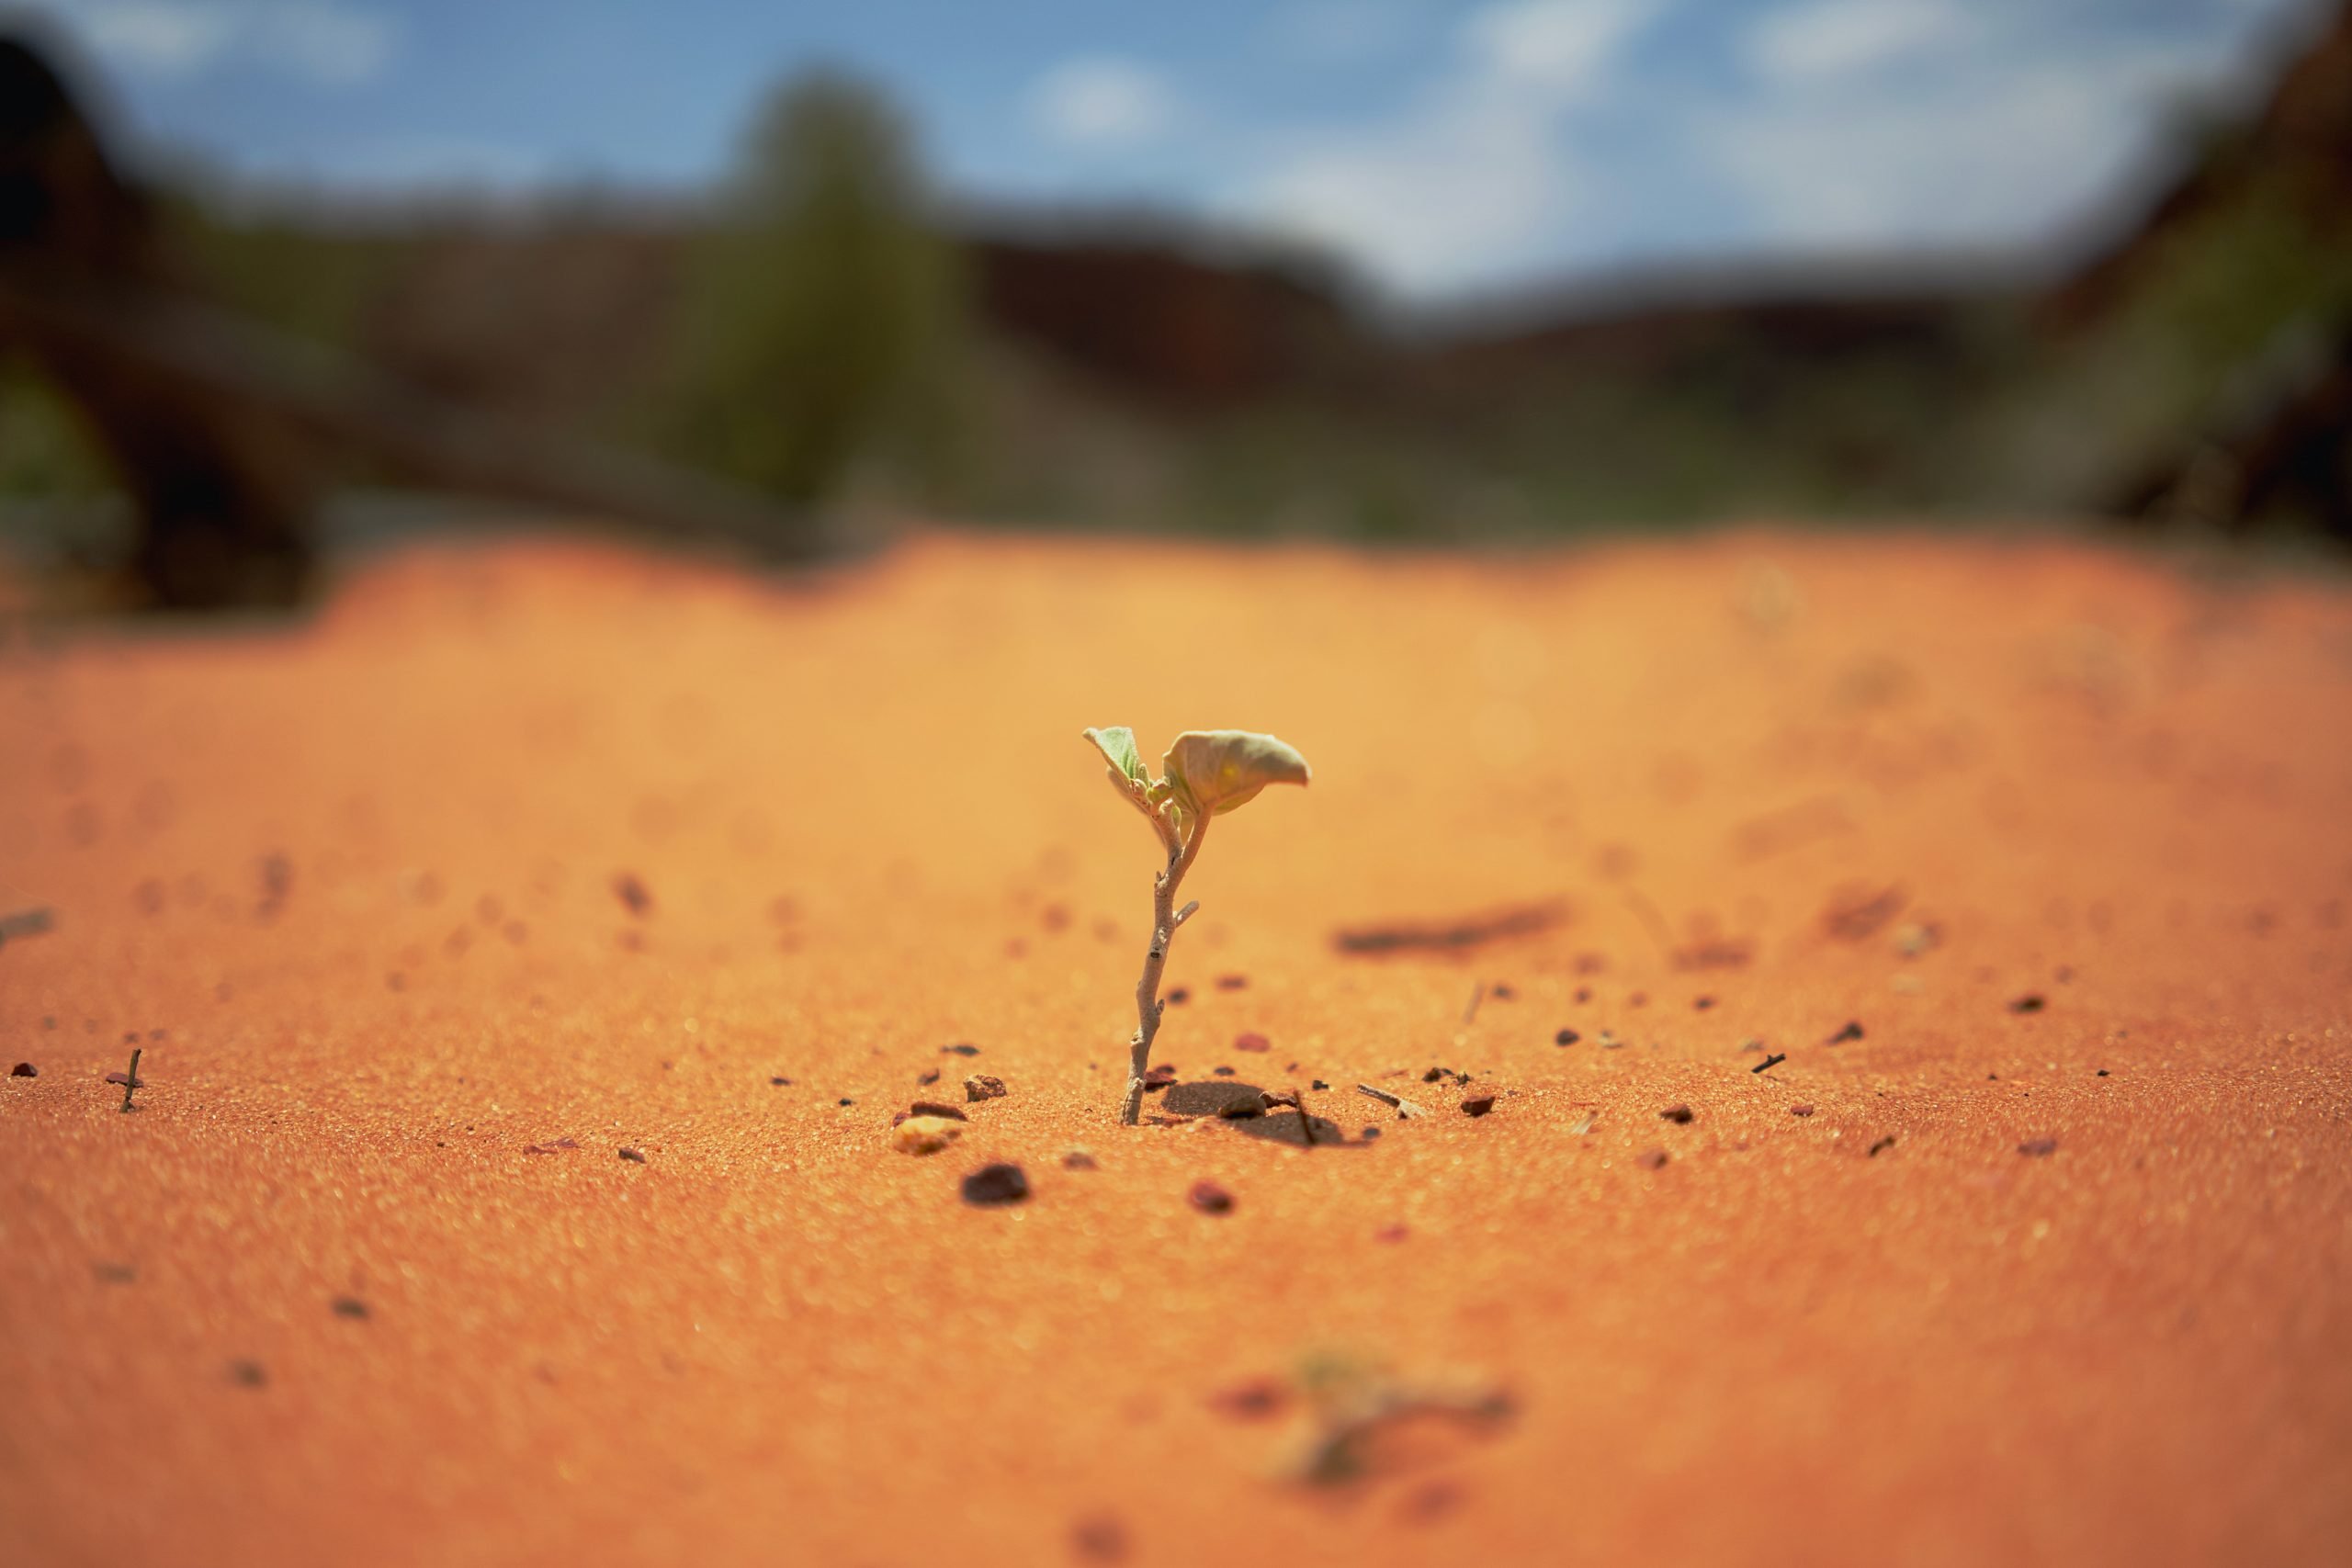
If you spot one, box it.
[1119,808,1211,1125]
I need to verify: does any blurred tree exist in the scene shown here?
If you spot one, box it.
[667,70,964,509]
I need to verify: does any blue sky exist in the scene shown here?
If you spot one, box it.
[28,0,2328,299]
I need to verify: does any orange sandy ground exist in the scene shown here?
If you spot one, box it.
[2,527,2349,1567]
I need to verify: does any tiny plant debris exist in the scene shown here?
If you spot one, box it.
[1275,1352,1513,1486]
[1752,1052,1788,1073]
[1082,728,1312,1126]
[108,1047,143,1112]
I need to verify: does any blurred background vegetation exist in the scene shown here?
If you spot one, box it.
[4,7,2349,592]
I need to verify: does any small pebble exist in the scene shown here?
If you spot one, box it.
[1166,987,1191,1006]
[2009,994,2046,1013]
[617,1146,646,1163]
[9,1062,33,1077]
[2018,1136,2059,1157]
[1790,1103,1815,1117]
[1208,1378,1289,1419]
[1213,1066,1236,1077]
[961,1163,1030,1205]
[1361,1126,1383,1140]
[1635,1149,1668,1170]
[1374,1223,1409,1243]
[228,1359,268,1389]
[1827,1021,1865,1043]
[1461,1095,1497,1118]
[1188,1179,1236,1214]
[1061,1147,1098,1170]
[1554,1029,1579,1046]
[917,1068,941,1086]
[1311,1079,1329,1090]
[910,1100,968,1121]
[330,1296,369,1319]
[769,1076,792,1087]
[1216,974,1248,990]
[941,1043,980,1056]
[1233,1032,1270,1053]
[1659,1103,1693,1124]
[964,1074,1008,1102]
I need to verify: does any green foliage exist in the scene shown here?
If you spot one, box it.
[664,70,967,507]
[0,364,113,499]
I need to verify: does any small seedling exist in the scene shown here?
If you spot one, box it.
[1082,728,1311,1126]
[114,1047,142,1112]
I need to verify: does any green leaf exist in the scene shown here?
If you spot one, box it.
[1160,730,1312,817]
[1082,727,1148,784]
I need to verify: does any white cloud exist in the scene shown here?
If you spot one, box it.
[1744,0,1971,85]
[67,1,399,86]
[1239,0,1664,293]
[1028,58,1179,148]
[1466,0,1659,95]
[1711,16,2235,254]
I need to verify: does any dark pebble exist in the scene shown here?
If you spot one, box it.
[770,1076,792,1087]
[331,1296,369,1319]
[917,1068,941,1086]
[941,1043,980,1056]
[612,873,652,917]
[2009,994,2046,1013]
[1790,1104,1815,1117]
[1868,1135,1896,1157]
[961,1163,1029,1206]
[1693,995,1716,1010]
[9,1063,33,1077]
[838,1097,854,1106]
[228,1359,267,1388]
[1216,974,1248,990]
[1311,1079,1329,1090]
[1461,1095,1498,1118]
[910,1100,968,1121]
[1166,987,1191,1006]
[1827,1021,1865,1043]
[1212,1066,1236,1077]
[1362,1126,1383,1140]
[1554,1029,1580,1046]
[617,1146,647,1163]
[1208,1378,1289,1419]
[1635,1148,1668,1170]
[1071,1513,1130,1563]
[1188,1179,1236,1214]
[1659,1103,1694,1123]
[965,1075,1008,1102]
[2018,1137,2059,1157]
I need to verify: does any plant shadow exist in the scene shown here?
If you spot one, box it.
[1160,1080,1357,1146]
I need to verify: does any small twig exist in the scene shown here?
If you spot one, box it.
[1751,1052,1787,1073]
[1461,982,1486,1025]
[1353,1083,1426,1119]
[118,1047,141,1113]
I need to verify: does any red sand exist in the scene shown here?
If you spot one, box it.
[3,528,2348,1566]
